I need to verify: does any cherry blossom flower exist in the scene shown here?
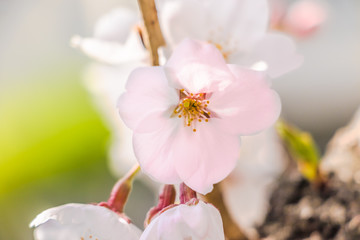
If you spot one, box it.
[118,39,281,194]
[157,0,303,78]
[141,200,224,240]
[30,203,142,240]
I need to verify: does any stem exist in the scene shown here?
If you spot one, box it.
[107,164,141,213]
[145,184,176,226]
[137,0,165,66]
[180,183,197,204]
[205,184,249,240]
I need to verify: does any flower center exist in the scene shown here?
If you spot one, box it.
[173,89,211,132]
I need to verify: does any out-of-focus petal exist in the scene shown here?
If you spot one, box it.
[210,66,281,135]
[222,128,286,230]
[269,0,287,29]
[172,120,240,194]
[158,0,268,52]
[230,33,303,78]
[284,0,327,38]
[165,39,234,93]
[118,66,178,133]
[94,8,139,43]
[72,30,148,65]
[30,204,142,240]
[84,64,143,175]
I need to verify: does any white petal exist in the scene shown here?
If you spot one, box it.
[72,30,148,65]
[230,32,304,78]
[158,0,269,52]
[30,203,142,240]
[84,64,144,175]
[140,201,224,240]
[94,8,139,43]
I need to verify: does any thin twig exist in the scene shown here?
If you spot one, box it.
[137,0,165,66]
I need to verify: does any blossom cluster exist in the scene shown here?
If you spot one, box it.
[31,0,306,239]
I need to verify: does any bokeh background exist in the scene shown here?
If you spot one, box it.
[0,0,359,239]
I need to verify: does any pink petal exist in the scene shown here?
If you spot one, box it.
[210,65,281,135]
[171,119,240,194]
[118,67,178,133]
[133,119,182,184]
[284,0,327,38]
[165,39,234,93]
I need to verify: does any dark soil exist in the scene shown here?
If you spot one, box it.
[257,171,360,240]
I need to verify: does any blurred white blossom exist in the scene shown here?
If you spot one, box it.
[141,200,224,240]
[157,0,303,78]
[30,203,142,240]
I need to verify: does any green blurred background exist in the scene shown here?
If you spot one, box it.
[0,1,154,239]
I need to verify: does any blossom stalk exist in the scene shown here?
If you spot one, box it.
[107,164,141,213]
[145,184,176,226]
[180,183,197,204]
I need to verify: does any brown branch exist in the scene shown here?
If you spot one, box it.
[137,0,166,66]
[205,184,249,240]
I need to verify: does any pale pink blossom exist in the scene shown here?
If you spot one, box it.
[30,203,142,240]
[157,0,303,78]
[283,0,327,38]
[118,39,281,194]
[140,200,224,240]
[269,0,327,39]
